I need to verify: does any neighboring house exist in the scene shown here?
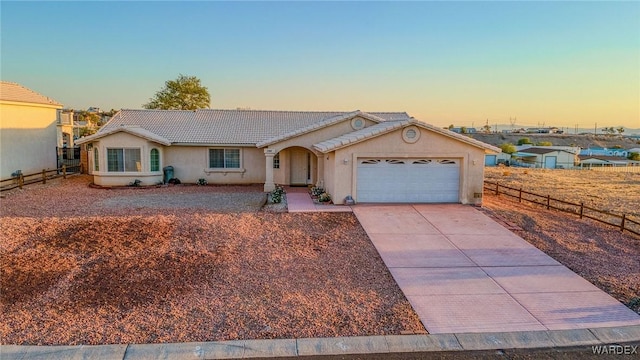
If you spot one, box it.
[76,109,500,204]
[57,109,75,147]
[0,81,63,178]
[449,127,477,134]
[578,155,639,168]
[512,147,578,169]
[579,147,629,158]
[484,152,512,166]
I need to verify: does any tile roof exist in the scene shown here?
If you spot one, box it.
[0,81,62,106]
[256,111,393,147]
[98,109,412,145]
[75,126,172,146]
[314,119,502,153]
[314,120,410,153]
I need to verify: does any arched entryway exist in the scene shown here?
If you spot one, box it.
[264,146,319,191]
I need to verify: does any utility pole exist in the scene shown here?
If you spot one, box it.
[594,122,597,135]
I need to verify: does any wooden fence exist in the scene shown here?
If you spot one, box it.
[0,164,80,192]
[484,180,640,237]
[574,166,640,173]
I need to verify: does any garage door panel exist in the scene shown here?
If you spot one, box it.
[357,158,460,203]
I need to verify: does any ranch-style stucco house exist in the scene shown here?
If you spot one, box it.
[75,109,500,204]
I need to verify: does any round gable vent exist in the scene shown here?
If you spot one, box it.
[351,117,365,130]
[402,126,420,143]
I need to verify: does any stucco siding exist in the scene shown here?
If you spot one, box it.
[0,102,60,178]
[327,126,486,205]
[90,135,266,186]
[164,146,265,184]
[90,132,165,186]
[266,116,376,154]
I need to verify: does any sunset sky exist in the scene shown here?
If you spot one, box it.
[2,1,638,129]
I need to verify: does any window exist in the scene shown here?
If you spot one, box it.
[107,148,141,172]
[273,152,280,169]
[94,148,99,171]
[209,148,240,169]
[150,149,160,171]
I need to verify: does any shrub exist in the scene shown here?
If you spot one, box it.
[129,179,141,187]
[196,178,208,186]
[270,186,285,204]
[310,186,325,197]
[628,152,640,161]
[499,143,517,154]
[318,192,332,203]
[517,138,532,145]
[536,141,552,146]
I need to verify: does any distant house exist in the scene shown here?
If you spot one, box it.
[76,109,500,204]
[0,81,63,178]
[525,127,562,134]
[484,152,512,166]
[579,147,629,158]
[449,127,477,134]
[578,155,639,168]
[512,147,578,169]
[57,109,75,147]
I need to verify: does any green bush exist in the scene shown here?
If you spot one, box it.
[270,186,285,204]
[499,143,517,154]
[196,178,208,186]
[310,186,325,197]
[517,138,532,145]
[318,192,331,203]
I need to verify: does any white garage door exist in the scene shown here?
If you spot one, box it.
[357,158,460,203]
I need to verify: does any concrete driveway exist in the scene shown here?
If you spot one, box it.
[352,204,640,334]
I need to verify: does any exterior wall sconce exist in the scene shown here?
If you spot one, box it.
[343,158,349,164]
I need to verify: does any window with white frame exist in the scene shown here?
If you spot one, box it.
[94,148,99,171]
[209,148,240,169]
[107,148,141,172]
[150,148,160,171]
[273,152,280,169]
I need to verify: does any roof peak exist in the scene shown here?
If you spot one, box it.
[0,81,62,106]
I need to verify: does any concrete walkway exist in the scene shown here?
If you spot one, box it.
[285,187,352,213]
[352,204,640,334]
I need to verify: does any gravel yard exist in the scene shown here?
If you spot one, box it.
[0,176,424,345]
[481,193,640,314]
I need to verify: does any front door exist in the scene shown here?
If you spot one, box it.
[290,149,309,185]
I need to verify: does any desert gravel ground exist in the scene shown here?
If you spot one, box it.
[1,176,424,345]
[484,167,640,218]
[481,193,640,314]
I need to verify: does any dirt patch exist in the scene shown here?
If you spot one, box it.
[481,194,639,314]
[485,167,640,218]
[0,177,424,345]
